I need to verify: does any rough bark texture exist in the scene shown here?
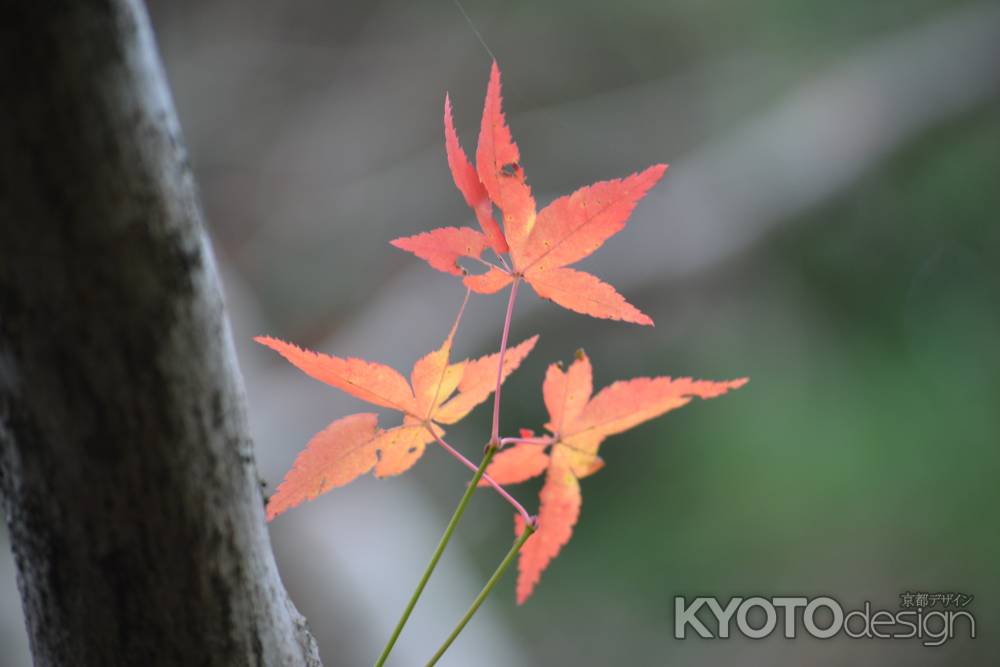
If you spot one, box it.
[0,1,322,665]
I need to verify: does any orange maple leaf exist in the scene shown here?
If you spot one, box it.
[483,351,747,603]
[392,61,667,326]
[256,297,538,521]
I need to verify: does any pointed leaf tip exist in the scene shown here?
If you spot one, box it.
[253,335,418,414]
[444,88,508,254]
[527,267,653,325]
[411,293,469,418]
[514,451,581,603]
[265,412,381,521]
[390,227,489,277]
[477,59,535,254]
[444,90,508,253]
[433,334,539,425]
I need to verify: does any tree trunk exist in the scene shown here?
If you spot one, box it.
[0,1,321,665]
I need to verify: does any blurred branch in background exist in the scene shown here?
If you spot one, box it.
[632,2,1000,281]
[0,0,321,665]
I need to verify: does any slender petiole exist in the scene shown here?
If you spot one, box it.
[427,427,533,524]
[490,278,521,442]
[373,444,499,667]
[499,435,553,448]
[425,521,537,666]
[468,254,500,269]
[377,273,525,666]
[493,248,511,272]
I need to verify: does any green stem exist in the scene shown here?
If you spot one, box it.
[425,521,536,666]
[373,444,498,667]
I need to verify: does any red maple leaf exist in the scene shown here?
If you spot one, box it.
[483,351,747,603]
[392,62,667,325]
[256,297,538,520]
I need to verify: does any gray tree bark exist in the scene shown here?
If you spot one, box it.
[0,1,322,665]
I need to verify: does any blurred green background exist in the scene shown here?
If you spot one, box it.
[2,0,998,665]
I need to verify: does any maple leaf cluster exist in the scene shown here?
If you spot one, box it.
[392,62,666,326]
[257,61,747,605]
[257,296,537,521]
[483,352,747,602]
